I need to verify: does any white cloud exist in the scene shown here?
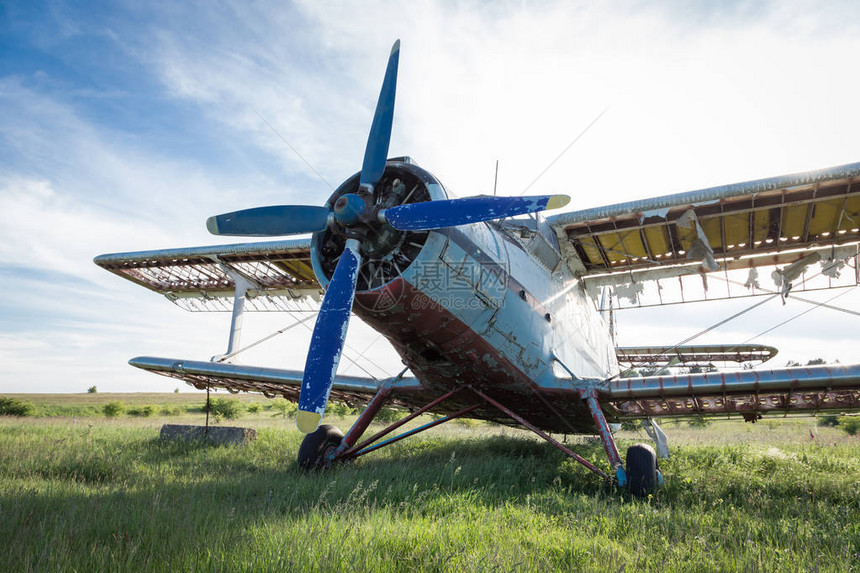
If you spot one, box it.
[2,0,859,391]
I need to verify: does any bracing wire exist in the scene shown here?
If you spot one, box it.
[216,312,319,362]
[255,111,335,191]
[518,106,609,196]
[293,317,389,382]
[340,333,387,376]
[214,309,390,382]
[742,287,857,344]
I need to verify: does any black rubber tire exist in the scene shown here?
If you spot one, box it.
[626,443,658,497]
[298,425,344,470]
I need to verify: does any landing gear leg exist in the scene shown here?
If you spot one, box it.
[579,390,664,495]
[580,389,627,487]
[340,385,392,451]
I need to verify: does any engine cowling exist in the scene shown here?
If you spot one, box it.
[310,159,448,292]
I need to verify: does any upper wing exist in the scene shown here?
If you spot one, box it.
[95,241,420,401]
[546,162,860,306]
[93,238,322,311]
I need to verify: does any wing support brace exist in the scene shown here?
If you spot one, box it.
[642,418,670,459]
[212,264,261,363]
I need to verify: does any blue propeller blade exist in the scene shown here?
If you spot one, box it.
[296,239,363,433]
[381,194,571,231]
[206,205,330,237]
[359,40,400,191]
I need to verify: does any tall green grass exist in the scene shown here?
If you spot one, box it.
[0,415,857,571]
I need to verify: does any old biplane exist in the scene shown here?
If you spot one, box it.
[95,41,860,495]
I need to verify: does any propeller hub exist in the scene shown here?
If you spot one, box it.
[333,193,366,226]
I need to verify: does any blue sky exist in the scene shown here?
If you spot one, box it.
[2,0,860,393]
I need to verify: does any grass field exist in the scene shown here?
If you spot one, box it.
[0,393,857,571]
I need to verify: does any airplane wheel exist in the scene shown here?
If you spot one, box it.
[626,443,658,496]
[298,425,344,470]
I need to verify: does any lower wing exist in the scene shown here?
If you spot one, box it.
[600,363,860,421]
[129,356,422,407]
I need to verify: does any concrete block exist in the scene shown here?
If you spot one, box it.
[160,424,257,446]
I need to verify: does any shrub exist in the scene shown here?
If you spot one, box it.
[0,397,35,417]
[375,407,406,424]
[326,401,357,417]
[208,398,244,420]
[103,401,124,418]
[87,386,97,394]
[838,415,860,436]
[159,405,184,416]
[818,415,840,427]
[127,405,154,417]
[246,403,262,414]
[269,398,297,418]
[687,417,710,428]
